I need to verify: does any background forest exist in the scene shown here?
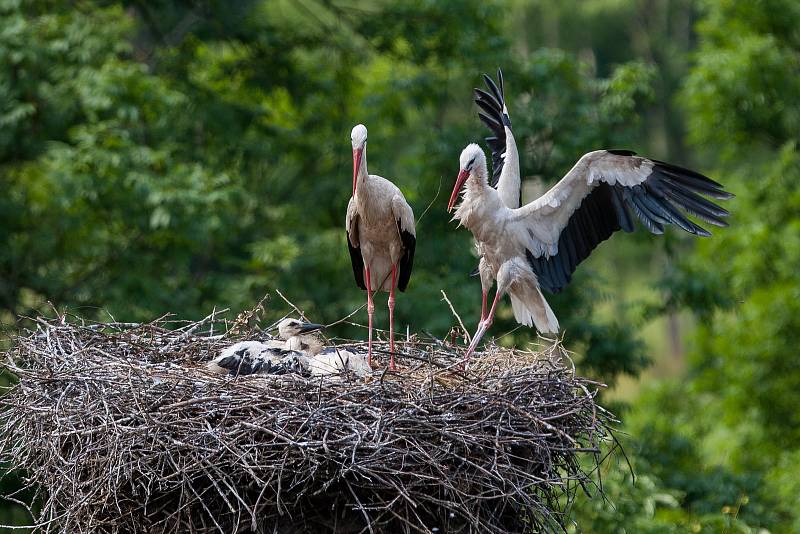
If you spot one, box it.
[1,0,799,531]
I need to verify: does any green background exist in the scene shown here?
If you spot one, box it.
[2,0,798,531]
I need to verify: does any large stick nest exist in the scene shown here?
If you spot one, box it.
[0,312,617,533]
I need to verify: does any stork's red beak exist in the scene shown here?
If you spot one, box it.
[447,169,470,212]
[352,147,363,196]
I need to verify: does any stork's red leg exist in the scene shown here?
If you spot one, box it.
[388,264,397,370]
[480,289,488,321]
[365,266,374,367]
[465,289,502,360]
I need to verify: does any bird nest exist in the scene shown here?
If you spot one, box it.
[0,312,618,533]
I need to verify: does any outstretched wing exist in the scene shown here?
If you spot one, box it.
[511,149,733,293]
[345,197,366,290]
[391,193,416,292]
[474,68,521,208]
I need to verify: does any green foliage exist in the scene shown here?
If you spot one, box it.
[635,1,800,532]
[2,0,798,531]
[683,0,800,153]
[569,456,759,534]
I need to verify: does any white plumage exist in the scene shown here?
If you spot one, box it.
[309,347,371,377]
[346,124,416,370]
[207,318,324,375]
[472,70,521,320]
[208,318,373,378]
[449,136,732,358]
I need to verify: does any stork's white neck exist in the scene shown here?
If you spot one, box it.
[285,334,323,355]
[497,129,521,208]
[453,167,502,233]
[355,145,369,192]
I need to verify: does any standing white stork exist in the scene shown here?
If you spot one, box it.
[448,143,732,358]
[346,124,416,370]
[471,69,522,321]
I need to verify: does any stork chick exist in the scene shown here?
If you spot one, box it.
[276,318,325,356]
[310,347,372,377]
[208,319,324,375]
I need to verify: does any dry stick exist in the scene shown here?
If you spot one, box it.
[159,307,228,353]
[440,289,471,343]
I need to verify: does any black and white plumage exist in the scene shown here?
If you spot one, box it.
[471,70,523,315]
[346,124,416,370]
[474,69,521,208]
[448,143,732,358]
[207,342,305,376]
[277,318,325,355]
[207,319,324,376]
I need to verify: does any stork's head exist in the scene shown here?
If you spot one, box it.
[277,318,325,340]
[448,144,486,212]
[351,124,368,195]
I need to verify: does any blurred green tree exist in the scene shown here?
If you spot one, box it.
[617,0,800,531]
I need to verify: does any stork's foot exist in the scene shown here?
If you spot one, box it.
[464,319,492,360]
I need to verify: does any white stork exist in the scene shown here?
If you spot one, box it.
[471,70,521,321]
[346,124,416,370]
[448,141,733,358]
[207,318,324,375]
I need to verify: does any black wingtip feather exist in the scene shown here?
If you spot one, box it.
[654,163,734,199]
[397,225,416,292]
[527,156,731,294]
[346,232,366,291]
[476,70,513,190]
[483,73,504,107]
[607,149,638,156]
[478,112,502,132]
[497,68,504,95]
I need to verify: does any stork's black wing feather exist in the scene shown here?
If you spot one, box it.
[474,69,514,193]
[528,183,622,294]
[346,231,366,290]
[528,152,733,294]
[396,222,416,292]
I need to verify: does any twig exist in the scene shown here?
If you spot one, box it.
[440,290,471,342]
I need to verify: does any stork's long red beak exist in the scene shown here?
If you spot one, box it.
[352,148,363,196]
[447,169,470,212]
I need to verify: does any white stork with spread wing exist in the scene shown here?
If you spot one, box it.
[346,124,416,370]
[448,143,733,358]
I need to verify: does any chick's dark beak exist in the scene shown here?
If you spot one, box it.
[298,322,325,334]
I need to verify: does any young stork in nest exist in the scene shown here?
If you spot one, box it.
[346,124,416,370]
[207,318,324,376]
[448,141,733,359]
[309,347,372,377]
